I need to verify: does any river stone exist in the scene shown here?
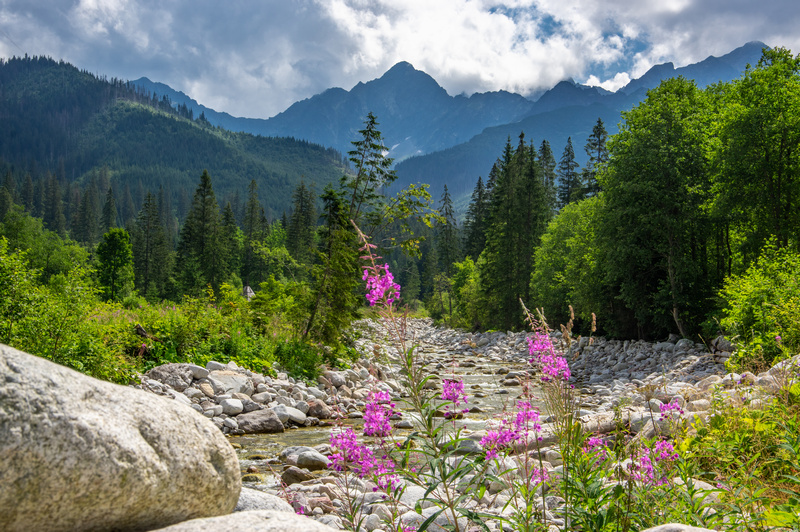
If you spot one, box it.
[151,510,338,532]
[145,363,195,392]
[0,343,241,532]
[306,399,332,419]
[235,488,294,512]
[322,370,346,387]
[208,370,254,396]
[187,363,209,380]
[282,465,315,485]
[273,404,307,425]
[296,450,330,470]
[236,409,285,434]
[221,398,244,415]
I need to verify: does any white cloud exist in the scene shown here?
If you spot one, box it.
[1,0,799,118]
[585,72,631,92]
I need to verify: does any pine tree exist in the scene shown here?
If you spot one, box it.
[287,181,317,265]
[101,187,118,232]
[175,170,226,294]
[43,173,66,237]
[75,188,100,246]
[463,176,488,260]
[242,180,264,287]
[538,140,558,213]
[557,137,581,209]
[22,173,34,213]
[96,228,134,302]
[131,192,171,300]
[221,202,242,278]
[582,118,608,197]
[436,185,460,276]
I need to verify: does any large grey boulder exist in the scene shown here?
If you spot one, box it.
[234,488,293,512]
[236,408,285,434]
[151,510,338,531]
[207,370,254,395]
[0,344,241,532]
[145,363,195,392]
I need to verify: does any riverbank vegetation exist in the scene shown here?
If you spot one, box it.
[1,47,799,384]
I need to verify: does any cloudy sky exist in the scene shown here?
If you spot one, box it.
[1,0,797,119]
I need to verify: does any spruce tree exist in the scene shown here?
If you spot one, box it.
[101,187,117,232]
[175,170,225,295]
[582,118,608,197]
[463,176,488,260]
[436,185,460,276]
[96,228,134,302]
[131,192,170,300]
[556,137,581,209]
[43,173,66,237]
[287,181,317,265]
[538,140,558,214]
[242,179,264,287]
[221,202,242,278]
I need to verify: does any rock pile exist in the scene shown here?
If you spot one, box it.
[137,358,407,436]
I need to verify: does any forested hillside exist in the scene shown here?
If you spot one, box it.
[0,55,347,225]
[418,47,800,373]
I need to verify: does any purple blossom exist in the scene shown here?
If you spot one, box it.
[530,467,550,487]
[329,428,399,488]
[659,400,684,420]
[363,264,401,307]
[582,436,609,466]
[628,441,679,486]
[480,401,542,459]
[441,379,469,417]
[480,426,520,460]
[527,334,571,382]
[363,391,396,438]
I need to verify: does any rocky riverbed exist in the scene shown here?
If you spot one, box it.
[130,319,796,531]
[3,319,795,532]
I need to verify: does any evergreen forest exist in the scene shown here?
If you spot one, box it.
[0,47,799,382]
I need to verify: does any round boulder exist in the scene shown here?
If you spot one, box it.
[150,510,338,532]
[0,344,241,532]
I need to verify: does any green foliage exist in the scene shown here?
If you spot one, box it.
[530,195,606,332]
[599,77,713,339]
[719,243,800,369]
[95,228,134,302]
[273,339,322,381]
[0,205,88,282]
[449,256,486,330]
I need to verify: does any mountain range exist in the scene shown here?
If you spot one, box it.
[133,41,767,199]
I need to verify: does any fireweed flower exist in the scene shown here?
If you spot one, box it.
[527,333,571,382]
[582,436,609,466]
[441,378,469,417]
[659,400,684,420]
[628,441,678,486]
[329,428,399,488]
[481,401,543,459]
[362,264,401,306]
[363,391,396,438]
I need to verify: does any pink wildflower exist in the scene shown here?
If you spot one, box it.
[441,379,469,417]
[363,264,401,306]
[527,334,570,382]
[363,391,396,438]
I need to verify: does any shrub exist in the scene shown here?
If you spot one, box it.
[719,242,800,370]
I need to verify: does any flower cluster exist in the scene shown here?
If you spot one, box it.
[527,333,571,382]
[362,264,401,307]
[628,441,678,486]
[363,390,396,438]
[480,401,542,459]
[530,467,550,487]
[441,378,469,418]
[582,436,609,467]
[329,428,399,489]
[659,399,685,421]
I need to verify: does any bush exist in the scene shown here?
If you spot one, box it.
[273,339,322,381]
[719,242,800,370]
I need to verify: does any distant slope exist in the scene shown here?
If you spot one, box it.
[0,56,346,219]
[135,62,539,162]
